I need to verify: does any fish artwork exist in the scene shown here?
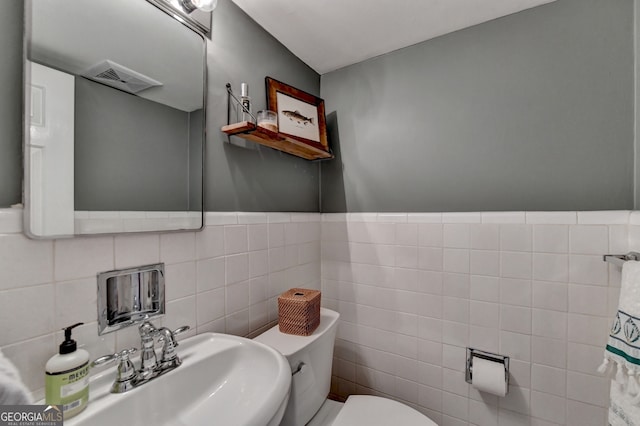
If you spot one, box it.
[282,110,314,126]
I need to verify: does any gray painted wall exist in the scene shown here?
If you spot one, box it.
[205,0,320,212]
[74,77,194,211]
[320,0,635,212]
[189,109,204,210]
[0,6,23,207]
[3,1,635,213]
[0,0,320,212]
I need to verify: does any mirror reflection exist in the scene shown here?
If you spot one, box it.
[24,0,206,238]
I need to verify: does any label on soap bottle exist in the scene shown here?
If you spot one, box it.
[45,362,89,419]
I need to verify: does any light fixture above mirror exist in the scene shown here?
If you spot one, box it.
[180,0,218,13]
[150,0,214,36]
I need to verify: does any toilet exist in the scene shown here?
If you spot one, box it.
[254,308,437,426]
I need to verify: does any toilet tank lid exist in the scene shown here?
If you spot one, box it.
[254,308,340,357]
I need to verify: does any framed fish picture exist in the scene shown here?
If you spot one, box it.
[265,77,329,153]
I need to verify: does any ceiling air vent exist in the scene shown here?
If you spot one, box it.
[81,60,162,94]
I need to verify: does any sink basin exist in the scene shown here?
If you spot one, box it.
[65,333,291,426]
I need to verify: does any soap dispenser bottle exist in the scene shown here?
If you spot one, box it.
[45,323,90,419]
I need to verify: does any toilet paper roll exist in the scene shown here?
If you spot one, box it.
[471,356,507,397]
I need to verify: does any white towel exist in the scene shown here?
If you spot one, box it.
[601,261,640,426]
[0,349,32,405]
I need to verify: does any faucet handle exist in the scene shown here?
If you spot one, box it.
[91,348,138,393]
[91,347,137,368]
[157,325,190,345]
[157,326,190,369]
[116,347,137,359]
[91,354,117,368]
[111,348,138,393]
[172,325,191,340]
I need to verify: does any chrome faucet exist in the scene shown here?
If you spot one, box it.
[92,321,190,393]
[138,321,159,380]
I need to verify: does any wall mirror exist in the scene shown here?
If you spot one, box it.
[23,0,206,238]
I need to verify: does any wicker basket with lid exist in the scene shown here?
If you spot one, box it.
[278,288,321,336]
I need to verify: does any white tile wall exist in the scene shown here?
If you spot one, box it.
[0,208,632,425]
[323,212,630,426]
[0,210,321,400]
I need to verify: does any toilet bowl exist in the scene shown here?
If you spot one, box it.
[254,308,437,426]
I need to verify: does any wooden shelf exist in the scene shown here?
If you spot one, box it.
[221,122,333,161]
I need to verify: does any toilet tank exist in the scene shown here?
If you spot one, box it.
[254,308,340,426]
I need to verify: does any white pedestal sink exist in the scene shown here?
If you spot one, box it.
[65,333,291,426]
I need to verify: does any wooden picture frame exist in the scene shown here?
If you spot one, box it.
[265,77,329,152]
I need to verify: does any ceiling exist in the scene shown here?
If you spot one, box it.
[230,0,556,74]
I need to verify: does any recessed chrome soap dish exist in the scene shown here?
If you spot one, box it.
[97,263,165,335]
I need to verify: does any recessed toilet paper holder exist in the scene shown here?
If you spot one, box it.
[465,348,510,392]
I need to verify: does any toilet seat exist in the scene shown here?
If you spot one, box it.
[331,395,437,426]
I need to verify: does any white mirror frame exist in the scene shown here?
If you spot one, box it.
[23,0,207,238]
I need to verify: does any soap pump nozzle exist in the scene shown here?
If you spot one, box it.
[60,322,84,354]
